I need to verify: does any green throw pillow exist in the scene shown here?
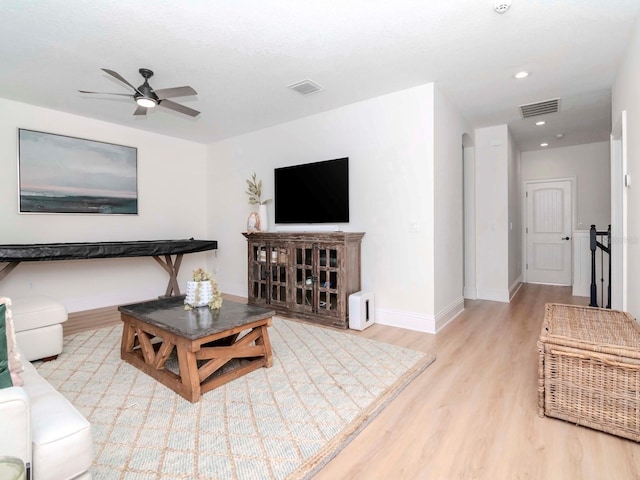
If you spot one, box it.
[0,303,13,389]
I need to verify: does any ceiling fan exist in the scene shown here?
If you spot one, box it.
[79,68,200,117]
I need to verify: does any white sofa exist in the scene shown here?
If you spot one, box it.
[0,343,93,480]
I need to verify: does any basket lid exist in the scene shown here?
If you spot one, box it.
[540,303,640,358]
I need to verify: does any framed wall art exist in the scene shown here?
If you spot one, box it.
[18,129,138,214]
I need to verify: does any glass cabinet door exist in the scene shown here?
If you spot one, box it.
[317,244,340,317]
[293,243,315,314]
[249,242,289,307]
[291,243,341,317]
[249,243,269,305]
[269,246,289,308]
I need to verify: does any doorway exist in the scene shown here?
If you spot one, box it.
[524,179,573,285]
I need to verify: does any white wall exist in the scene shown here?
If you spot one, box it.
[475,125,510,302]
[508,128,522,292]
[463,144,477,299]
[207,84,448,332]
[572,230,610,300]
[434,88,468,328]
[520,142,611,231]
[0,98,209,312]
[612,14,640,320]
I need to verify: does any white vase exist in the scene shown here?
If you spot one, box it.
[258,204,269,231]
[185,280,213,307]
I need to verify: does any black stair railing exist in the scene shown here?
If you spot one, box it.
[589,224,611,308]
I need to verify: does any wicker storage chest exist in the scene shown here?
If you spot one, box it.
[538,303,640,442]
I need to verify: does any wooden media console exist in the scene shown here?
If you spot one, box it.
[243,232,364,329]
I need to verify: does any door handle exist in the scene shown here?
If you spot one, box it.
[562,236,570,240]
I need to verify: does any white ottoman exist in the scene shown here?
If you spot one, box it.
[11,296,67,362]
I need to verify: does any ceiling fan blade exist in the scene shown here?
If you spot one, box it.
[159,99,200,117]
[78,90,134,97]
[102,68,142,94]
[133,105,147,116]
[153,86,197,99]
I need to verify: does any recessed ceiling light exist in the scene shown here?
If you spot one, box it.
[556,133,564,138]
[535,120,546,126]
[515,71,529,79]
[540,142,549,147]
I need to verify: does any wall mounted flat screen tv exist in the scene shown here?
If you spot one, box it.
[274,157,349,224]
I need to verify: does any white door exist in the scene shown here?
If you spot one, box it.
[526,180,572,285]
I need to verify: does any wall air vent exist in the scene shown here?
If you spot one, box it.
[287,79,324,96]
[519,98,561,118]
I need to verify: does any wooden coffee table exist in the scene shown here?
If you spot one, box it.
[118,296,274,402]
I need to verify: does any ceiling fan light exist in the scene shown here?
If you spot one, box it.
[136,97,157,108]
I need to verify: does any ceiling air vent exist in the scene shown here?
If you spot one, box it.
[287,79,324,96]
[519,98,560,118]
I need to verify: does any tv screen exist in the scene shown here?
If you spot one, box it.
[274,157,349,224]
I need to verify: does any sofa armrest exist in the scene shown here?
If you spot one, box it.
[0,386,32,467]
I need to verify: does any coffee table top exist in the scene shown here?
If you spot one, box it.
[118,296,274,340]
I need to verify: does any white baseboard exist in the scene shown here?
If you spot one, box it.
[509,278,523,300]
[464,286,478,299]
[435,297,465,332]
[572,285,589,298]
[374,299,464,335]
[375,308,436,334]
[477,288,510,303]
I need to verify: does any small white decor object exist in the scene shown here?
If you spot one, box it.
[246,172,272,232]
[185,280,213,307]
[247,211,261,234]
[258,204,269,232]
[184,268,223,310]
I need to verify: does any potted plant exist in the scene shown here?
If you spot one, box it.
[184,268,223,310]
[246,172,272,231]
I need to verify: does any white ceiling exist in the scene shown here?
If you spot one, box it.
[1,1,639,150]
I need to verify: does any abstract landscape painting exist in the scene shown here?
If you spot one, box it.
[18,129,138,214]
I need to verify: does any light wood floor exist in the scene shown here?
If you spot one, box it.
[315,284,640,480]
[67,285,640,479]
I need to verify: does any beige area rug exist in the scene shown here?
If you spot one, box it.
[36,317,435,480]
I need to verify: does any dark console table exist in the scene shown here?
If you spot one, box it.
[0,239,218,297]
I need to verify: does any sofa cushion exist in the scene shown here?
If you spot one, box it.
[21,357,93,480]
[0,303,13,389]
